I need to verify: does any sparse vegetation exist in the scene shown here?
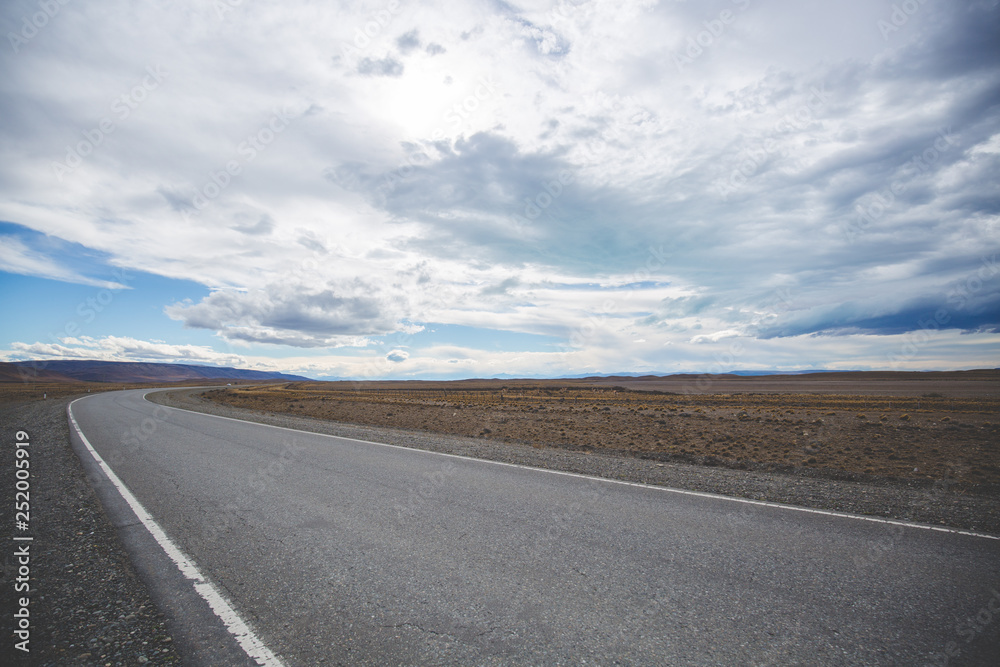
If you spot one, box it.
[200,378,1000,491]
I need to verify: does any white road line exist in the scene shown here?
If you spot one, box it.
[144,390,1000,542]
[68,397,286,667]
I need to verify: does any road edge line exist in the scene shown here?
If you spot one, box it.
[145,390,1000,542]
[68,396,286,666]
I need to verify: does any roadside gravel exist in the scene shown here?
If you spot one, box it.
[152,387,1000,536]
[1,396,181,665]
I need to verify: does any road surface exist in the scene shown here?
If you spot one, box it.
[69,389,1000,665]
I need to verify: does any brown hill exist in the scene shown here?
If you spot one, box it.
[0,362,81,383]
[2,360,310,384]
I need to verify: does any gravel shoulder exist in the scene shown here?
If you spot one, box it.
[1,396,181,666]
[151,387,1000,536]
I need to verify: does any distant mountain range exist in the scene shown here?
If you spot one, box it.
[1,360,311,384]
[455,370,857,381]
[552,370,853,379]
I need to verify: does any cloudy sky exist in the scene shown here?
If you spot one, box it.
[1,0,998,380]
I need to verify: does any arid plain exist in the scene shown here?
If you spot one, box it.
[200,370,1000,492]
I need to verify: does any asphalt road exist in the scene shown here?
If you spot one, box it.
[69,389,1000,666]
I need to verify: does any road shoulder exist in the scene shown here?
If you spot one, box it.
[150,387,1000,536]
[1,396,181,665]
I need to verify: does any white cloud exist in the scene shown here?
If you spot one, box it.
[0,0,997,375]
[0,237,129,289]
[386,349,409,363]
[5,336,248,368]
[3,327,998,380]
[164,277,411,347]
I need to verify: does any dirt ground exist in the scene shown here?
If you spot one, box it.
[595,369,1000,397]
[201,371,1000,492]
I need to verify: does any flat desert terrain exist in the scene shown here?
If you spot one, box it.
[202,370,1000,492]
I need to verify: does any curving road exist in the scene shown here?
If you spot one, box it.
[69,389,1000,666]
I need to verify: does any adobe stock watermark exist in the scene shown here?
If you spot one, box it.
[110,402,175,467]
[184,105,295,215]
[844,128,957,242]
[681,286,794,395]
[510,170,574,225]
[878,0,931,41]
[16,266,133,384]
[214,0,246,20]
[571,95,644,170]
[532,478,606,547]
[187,435,307,554]
[946,255,999,312]
[51,65,168,182]
[393,461,457,523]
[247,437,307,494]
[887,254,998,368]
[337,0,403,61]
[441,77,501,134]
[556,245,673,356]
[48,266,133,341]
[545,0,587,24]
[925,587,1000,666]
[364,76,499,199]
[7,0,71,54]
[851,463,969,573]
[715,85,830,200]
[674,0,751,72]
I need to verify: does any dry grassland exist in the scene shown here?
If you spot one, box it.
[203,376,1000,492]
